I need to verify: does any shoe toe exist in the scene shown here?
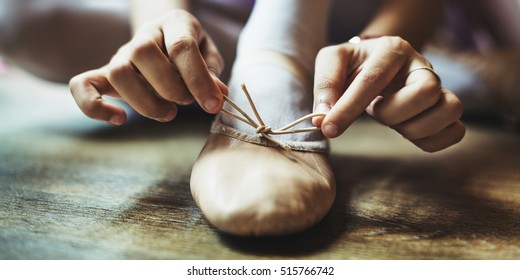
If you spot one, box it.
[190,134,335,236]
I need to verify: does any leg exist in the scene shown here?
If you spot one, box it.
[222,0,330,141]
[193,0,251,83]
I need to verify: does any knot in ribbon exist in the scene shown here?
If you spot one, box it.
[221,84,327,151]
[255,125,272,134]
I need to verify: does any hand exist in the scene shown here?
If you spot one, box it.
[69,10,227,125]
[313,36,465,152]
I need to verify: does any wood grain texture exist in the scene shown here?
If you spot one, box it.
[1,71,519,259]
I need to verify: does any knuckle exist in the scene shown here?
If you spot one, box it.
[385,36,411,51]
[215,53,225,72]
[68,74,83,93]
[168,36,198,56]
[107,61,132,83]
[446,94,464,119]
[207,62,223,77]
[81,97,101,118]
[422,78,441,93]
[359,67,383,85]
[184,74,208,92]
[452,122,466,144]
[317,45,346,65]
[68,75,95,115]
[315,76,342,92]
[317,45,341,58]
[416,80,441,106]
[377,36,413,61]
[129,39,157,61]
[69,71,95,92]
[188,16,202,34]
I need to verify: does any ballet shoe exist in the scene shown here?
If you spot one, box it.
[190,116,336,236]
[190,51,335,236]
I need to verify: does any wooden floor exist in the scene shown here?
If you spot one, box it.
[1,70,519,259]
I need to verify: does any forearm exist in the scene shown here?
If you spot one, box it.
[360,0,444,50]
[130,0,190,32]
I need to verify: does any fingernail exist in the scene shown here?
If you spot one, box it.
[157,109,176,122]
[324,123,338,138]
[109,115,123,125]
[315,103,331,114]
[204,97,220,112]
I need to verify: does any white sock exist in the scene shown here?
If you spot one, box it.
[222,0,331,142]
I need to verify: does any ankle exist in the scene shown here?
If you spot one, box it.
[232,50,312,91]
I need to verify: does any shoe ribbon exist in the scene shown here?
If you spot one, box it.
[221,84,326,151]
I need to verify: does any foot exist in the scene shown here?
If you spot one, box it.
[190,52,336,236]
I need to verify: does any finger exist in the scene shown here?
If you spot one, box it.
[322,37,410,137]
[393,88,464,140]
[200,32,225,78]
[312,45,350,127]
[129,30,193,105]
[214,78,229,96]
[162,11,224,113]
[200,33,228,96]
[411,120,466,153]
[69,69,126,125]
[366,67,442,126]
[107,56,178,122]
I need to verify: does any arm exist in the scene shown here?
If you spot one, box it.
[70,0,227,125]
[360,0,443,50]
[313,0,465,153]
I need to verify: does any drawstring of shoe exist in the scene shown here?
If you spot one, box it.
[220,84,327,151]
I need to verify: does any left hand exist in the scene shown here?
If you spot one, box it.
[313,36,465,152]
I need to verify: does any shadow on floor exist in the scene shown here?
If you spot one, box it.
[216,147,520,257]
[115,126,520,258]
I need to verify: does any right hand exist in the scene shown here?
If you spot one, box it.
[69,10,227,125]
[313,36,465,153]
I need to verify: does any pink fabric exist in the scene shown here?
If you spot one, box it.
[0,57,8,75]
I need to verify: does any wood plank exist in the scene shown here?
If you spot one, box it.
[1,71,519,259]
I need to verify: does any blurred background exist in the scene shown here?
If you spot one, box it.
[0,0,519,129]
[1,0,519,260]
